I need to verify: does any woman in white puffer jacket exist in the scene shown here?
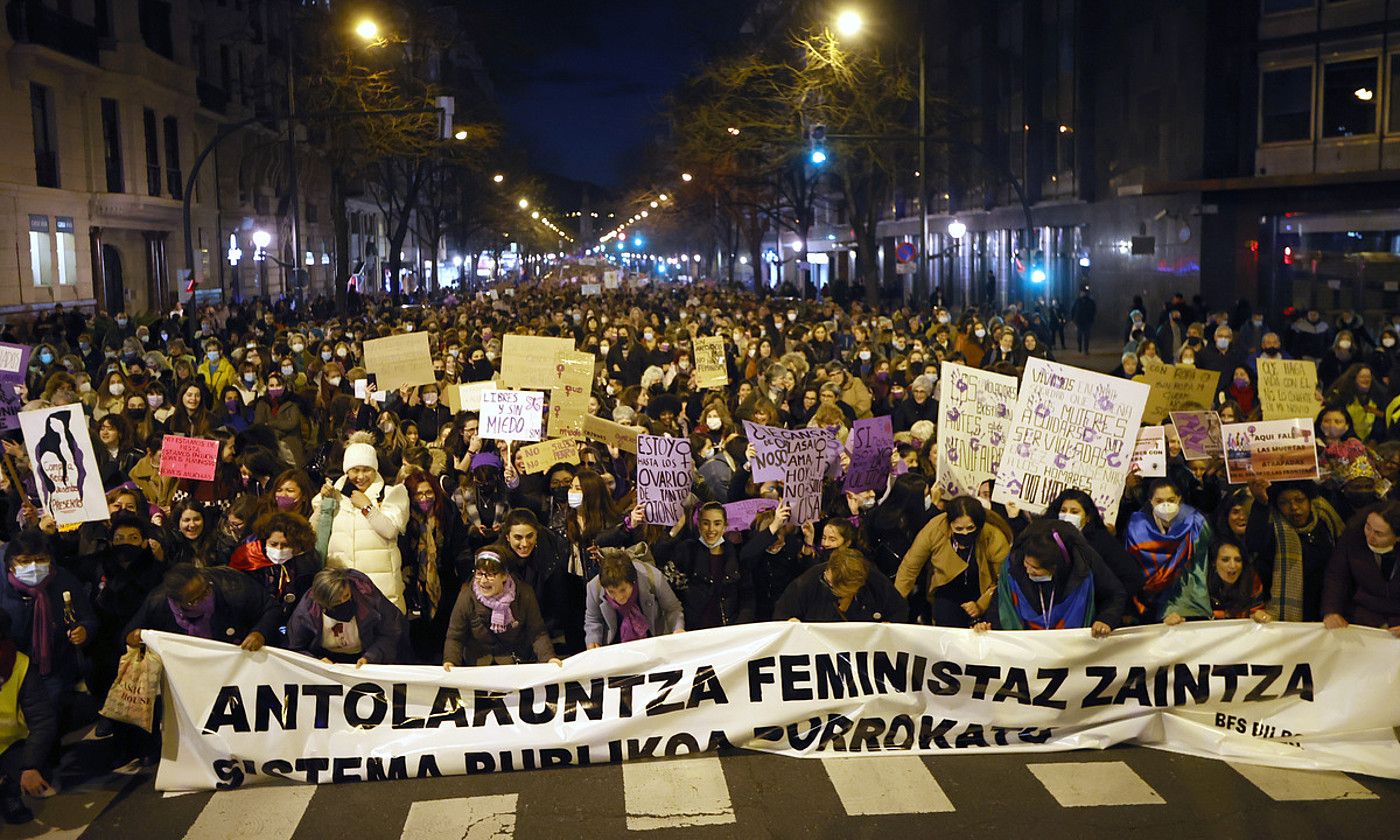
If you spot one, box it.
[313,433,411,611]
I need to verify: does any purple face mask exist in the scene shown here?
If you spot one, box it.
[275,495,298,510]
[267,387,285,399]
[416,498,434,513]
[225,398,239,411]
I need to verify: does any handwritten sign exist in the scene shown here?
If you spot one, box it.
[159,435,222,481]
[501,335,575,389]
[742,421,833,524]
[1222,419,1319,484]
[0,382,21,431]
[993,358,1149,523]
[637,435,693,525]
[843,416,894,493]
[19,404,108,526]
[723,498,780,534]
[516,437,580,475]
[693,336,728,389]
[1138,364,1219,424]
[362,333,436,393]
[458,381,497,413]
[1129,425,1167,478]
[0,343,31,384]
[936,362,1019,498]
[603,269,622,290]
[479,390,544,442]
[1170,411,1223,461]
[1256,358,1320,421]
[547,351,594,438]
[582,414,640,453]
[580,283,601,296]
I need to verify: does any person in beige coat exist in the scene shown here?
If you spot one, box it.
[313,433,411,611]
[895,496,1012,627]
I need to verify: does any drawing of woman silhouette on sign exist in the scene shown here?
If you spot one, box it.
[34,411,88,518]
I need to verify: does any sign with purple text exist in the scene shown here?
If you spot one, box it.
[1170,411,1223,461]
[722,498,779,534]
[0,343,31,384]
[159,435,222,482]
[936,362,1019,498]
[742,421,835,524]
[19,403,107,526]
[1129,425,1167,478]
[0,382,22,431]
[636,435,693,525]
[479,390,545,443]
[993,359,1149,523]
[843,416,894,493]
[1222,419,1319,484]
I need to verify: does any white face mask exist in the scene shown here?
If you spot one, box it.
[327,376,342,387]
[1154,501,1180,522]
[1058,511,1083,530]
[1385,338,1397,348]
[975,328,986,339]
[700,534,725,549]
[859,351,871,361]
[1338,340,1353,351]
[423,393,438,405]
[706,416,722,431]
[110,383,125,396]
[566,490,585,509]
[13,561,50,586]
[1027,572,1053,583]
[291,343,305,353]
[265,545,295,564]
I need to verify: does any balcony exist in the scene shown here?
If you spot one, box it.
[197,80,229,114]
[5,1,100,65]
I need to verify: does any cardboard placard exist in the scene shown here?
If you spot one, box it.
[458,381,497,413]
[580,283,601,296]
[843,416,894,493]
[741,421,833,524]
[1138,364,1219,424]
[0,382,22,431]
[501,334,575,390]
[1170,411,1223,461]
[19,404,108,526]
[1222,419,1320,484]
[1129,425,1167,477]
[479,390,544,442]
[0,343,32,384]
[363,333,436,393]
[517,437,580,474]
[723,498,780,534]
[603,269,622,289]
[936,362,1019,498]
[636,435,693,525]
[159,435,222,482]
[692,336,728,389]
[582,414,640,453]
[1256,358,1320,421]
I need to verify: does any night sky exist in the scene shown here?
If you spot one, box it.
[469,0,754,190]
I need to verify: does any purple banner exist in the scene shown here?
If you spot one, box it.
[0,343,31,385]
[0,382,20,431]
[722,498,779,534]
[842,416,894,493]
[636,434,692,526]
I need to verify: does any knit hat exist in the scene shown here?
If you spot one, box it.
[470,451,503,472]
[343,431,379,473]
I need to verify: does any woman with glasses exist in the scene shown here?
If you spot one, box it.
[442,547,560,668]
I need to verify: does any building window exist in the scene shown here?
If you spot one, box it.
[163,116,183,198]
[1260,66,1313,143]
[1262,0,1313,12]
[1390,55,1400,133]
[30,83,59,188]
[139,0,174,59]
[144,108,161,196]
[1322,57,1378,137]
[28,216,53,287]
[101,98,123,193]
[56,218,77,286]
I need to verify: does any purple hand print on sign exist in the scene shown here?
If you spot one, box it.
[1054,453,1069,469]
[1081,427,1098,443]
[1035,402,1052,420]
[947,448,959,463]
[1016,442,1032,458]
[1006,477,1024,495]
[1106,451,1122,468]
[969,437,981,451]
[955,377,968,393]
[996,404,1008,418]
[1095,394,1115,412]
[947,407,962,422]
[990,430,1004,446]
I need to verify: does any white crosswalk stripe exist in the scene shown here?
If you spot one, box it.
[184,783,317,840]
[623,755,736,831]
[1027,761,1166,807]
[1227,762,1379,801]
[400,794,519,840]
[821,756,956,814]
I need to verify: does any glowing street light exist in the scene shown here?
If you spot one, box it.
[681,173,693,182]
[658,194,668,201]
[835,10,863,37]
[355,18,380,41]
[531,211,539,219]
[518,198,529,209]
[650,201,659,208]
[252,230,272,249]
[492,173,504,183]
[453,128,469,141]
[947,220,967,239]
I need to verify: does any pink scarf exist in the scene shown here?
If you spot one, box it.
[604,587,651,643]
[473,575,516,634]
[7,571,55,675]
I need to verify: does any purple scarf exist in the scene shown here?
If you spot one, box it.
[6,571,54,676]
[166,589,215,639]
[473,575,517,634]
[605,587,651,643]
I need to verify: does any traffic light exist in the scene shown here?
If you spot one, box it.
[809,124,828,166]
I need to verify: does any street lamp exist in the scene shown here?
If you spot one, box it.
[948,220,966,239]
[453,128,469,140]
[835,10,863,38]
[355,19,380,41]
[681,173,693,182]
[518,198,529,209]
[493,173,504,183]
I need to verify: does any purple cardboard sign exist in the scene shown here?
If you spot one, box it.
[0,382,20,431]
[636,434,693,525]
[843,416,894,493]
[723,498,779,533]
[1170,410,1224,461]
[0,344,31,384]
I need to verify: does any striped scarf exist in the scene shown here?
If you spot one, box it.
[1125,506,1210,620]
[1267,498,1342,622]
[995,564,1096,630]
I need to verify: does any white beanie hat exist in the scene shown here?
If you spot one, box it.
[343,441,379,473]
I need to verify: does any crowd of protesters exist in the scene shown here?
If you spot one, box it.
[0,281,1397,823]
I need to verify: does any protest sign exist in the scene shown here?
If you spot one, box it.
[353,379,368,400]
[1256,359,1320,421]
[146,620,1400,792]
[0,382,21,431]
[843,416,894,493]
[479,390,544,442]
[19,403,108,526]
[1222,419,1320,484]
[362,333,435,393]
[0,343,31,384]
[582,414,640,453]
[545,351,595,438]
[603,269,621,289]
[743,421,833,524]
[1170,411,1223,461]
[1129,425,1167,478]
[722,498,779,534]
[936,363,1019,498]
[692,336,728,389]
[458,380,497,413]
[636,435,693,525]
[1138,364,1219,424]
[993,359,1149,523]
[517,438,580,475]
[580,283,601,296]
[158,435,222,481]
[502,335,575,389]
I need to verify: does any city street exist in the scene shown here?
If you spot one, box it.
[19,741,1400,839]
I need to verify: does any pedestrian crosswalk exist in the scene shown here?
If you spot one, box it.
[21,748,1397,839]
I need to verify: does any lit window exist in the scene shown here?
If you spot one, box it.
[1322,57,1377,137]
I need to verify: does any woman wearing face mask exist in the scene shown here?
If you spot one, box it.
[1044,489,1145,603]
[1327,363,1387,443]
[459,452,511,549]
[233,363,265,406]
[895,495,1010,627]
[443,547,559,668]
[264,469,316,518]
[410,383,452,443]
[972,519,1125,635]
[1204,540,1270,622]
[1321,501,1400,633]
[981,327,1018,368]
[1365,327,1398,383]
[1124,478,1213,624]
[92,370,129,421]
[253,372,306,468]
[1315,407,1367,486]
[397,470,470,662]
[0,529,96,704]
[314,433,412,611]
[216,384,253,434]
[651,502,754,631]
[287,567,412,665]
[1318,330,1358,390]
[228,511,322,638]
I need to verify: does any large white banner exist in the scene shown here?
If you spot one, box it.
[19,403,108,526]
[993,358,1149,522]
[145,622,1400,792]
[936,362,1019,499]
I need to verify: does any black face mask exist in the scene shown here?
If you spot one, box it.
[108,543,150,569]
[551,486,569,502]
[325,600,357,622]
